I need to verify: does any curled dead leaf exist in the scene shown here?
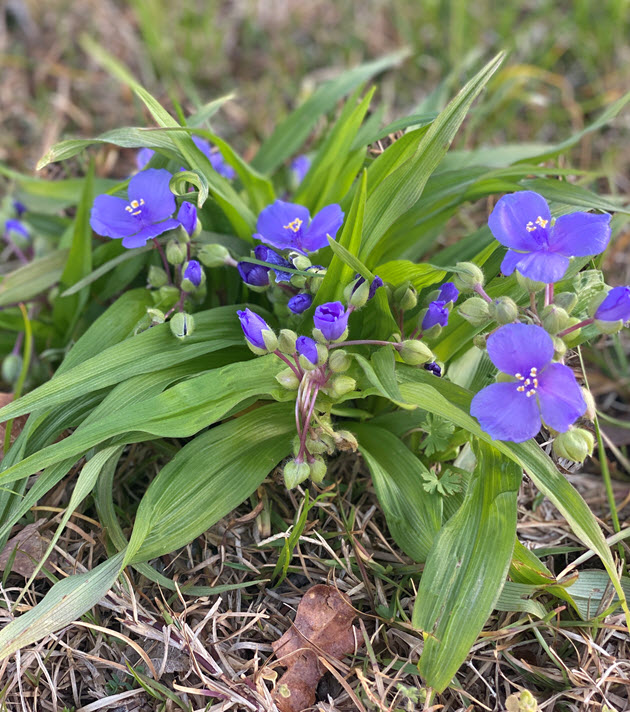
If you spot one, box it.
[0,520,59,579]
[271,584,357,712]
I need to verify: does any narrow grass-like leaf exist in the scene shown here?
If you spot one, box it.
[0,251,69,307]
[413,440,521,691]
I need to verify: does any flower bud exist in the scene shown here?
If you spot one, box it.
[277,329,298,354]
[181,260,204,292]
[594,317,624,335]
[147,307,165,324]
[472,333,487,350]
[147,265,168,288]
[541,305,570,335]
[328,375,356,399]
[292,254,312,271]
[166,239,185,265]
[581,388,596,421]
[345,277,370,308]
[398,340,433,365]
[306,436,328,455]
[328,349,351,372]
[309,457,327,484]
[261,330,279,352]
[516,272,545,293]
[275,367,300,390]
[170,312,195,340]
[290,274,307,289]
[491,296,518,325]
[554,291,578,314]
[552,336,567,359]
[453,262,484,291]
[332,429,359,452]
[237,308,278,354]
[283,459,311,489]
[199,243,231,268]
[561,317,582,347]
[458,297,492,326]
[553,428,595,463]
[2,354,22,384]
[393,282,418,312]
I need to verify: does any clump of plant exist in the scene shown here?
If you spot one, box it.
[1,44,629,699]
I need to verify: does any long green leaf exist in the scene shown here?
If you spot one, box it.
[0,251,69,307]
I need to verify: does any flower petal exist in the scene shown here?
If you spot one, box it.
[487,323,553,376]
[511,250,569,283]
[500,249,524,276]
[537,363,586,432]
[488,191,552,251]
[471,382,541,442]
[549,212,611,257]
[128,168,176,224]
[595,286,630,322]
[256,200,311,251]
[90,194,141,239]
[120,218,180,248]
[300,204,344,252]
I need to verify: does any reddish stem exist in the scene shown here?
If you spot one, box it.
[152,238,173,285]
[274,350,302,380]
[557,317,594,337]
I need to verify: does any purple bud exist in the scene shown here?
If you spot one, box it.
[12,200,27,217]
[254,244,292,282]
[183,259,202,287]
[237,308,271,349]
[136,147,155,170]
[438,282,458,304]
[369,275,384,300]
[290,155,311,183]
[595,286,630,322]
[423,361,442,377]
[296,335,318,364]
[288,293,313,314]
[237,261,270,287]
[5,219,29,239]
[422,301,449,331]
[313,301,349,341]
[177,202,198,237]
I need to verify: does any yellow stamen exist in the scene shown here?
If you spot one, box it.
[517,385,525,392]
[535,216,548,228]
[525,221,536,232]
[283,217,303,233]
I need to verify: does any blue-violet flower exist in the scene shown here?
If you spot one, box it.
[254,245,292,282]
[136,147,155,170]
[183,259,202,288]
[470,323,586,442]
[237,308,272,349]
[489,191,611,284]
[288,293,313,314]
[237,261,270,287]
[290,155,311,183]
[422,301,449,330]
[5,219,29,239]
[595,286,630,322]
[177,202,197,237]
[313,301,349,341]
[90,168,180,249]
[254,199,344,253]
[296,335,318,364]
[437,282,458,304]
[424,362,442,377]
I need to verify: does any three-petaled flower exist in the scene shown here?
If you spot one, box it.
[254,200,344,254]
[471,323,586,442]
[489,191,611,284]
[422,301,449,330]
[595,286,630,323]
[296,335,318,364]
[313,301,349,341]
[90,168,180,249]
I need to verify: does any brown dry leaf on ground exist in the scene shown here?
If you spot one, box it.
[271,584,357,712]
[0,519,58,579]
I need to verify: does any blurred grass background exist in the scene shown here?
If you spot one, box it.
[2,0,629,182]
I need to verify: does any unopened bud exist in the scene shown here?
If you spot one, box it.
[473,333,488,350]
[333,429,358,452]
[582,388,596,421]
[458,297,492,326]
[306,437,328,455]
[328,349,351,372]
[553,428,595,463]
[2,354,22,384]
[541,305,570,335]
[555,291,578,314]
[453,262,484,291]
[394,282,418,312]
[166,239,185,265]
[292,254,312,271]
[277,329,298,354]
[491,296,519,325]
[199,243,230,268]
[147,307,165,324]
[309,457,327,484]
[398,340,433,365]
[261,329,279,353]
[346,278,370,308]
[275,367,300,390]
[329,375,356,399]
[147,265,168,288]
[170,312,195,340]
[290,274,307,289]
[552,336,567,359]
[283,459,311,489]
[516,272,545,293]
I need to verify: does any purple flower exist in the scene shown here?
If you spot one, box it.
[313,301,349,341]
[438,282,458,304]
[288,293,313,314]
[424,362,442,377]
[12,201,27,217]
[351,274,384,301]
[192,136,235,179]
[290,155,311,183]
[90,168,180,249]
[595,286,630,322]
[237,308,272,349]
[237,261,270,287]
[177,202,198,237]
[183,259,202,287]
[471,323,586,442]
[489,191,611,284]
[5,219,29,239]
[422,301,449,330]
[254,245,292,283]
[136,148,155,170]
[296,335,318,364]
[254,200,344,254]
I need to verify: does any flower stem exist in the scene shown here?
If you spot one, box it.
[274,350,302,380]
[152,238,173,285]
[473,283,493,304]
[557,318,594,337]
[544,282,554,307]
